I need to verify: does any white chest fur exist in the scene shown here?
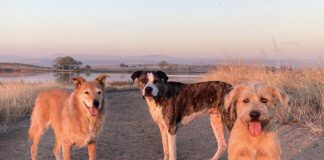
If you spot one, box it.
[145,98,164,123]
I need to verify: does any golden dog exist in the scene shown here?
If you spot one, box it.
[224,83,288,160]
[28,75,107,160]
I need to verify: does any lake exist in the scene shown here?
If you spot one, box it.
[0,72,205,83]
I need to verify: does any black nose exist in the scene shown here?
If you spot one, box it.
[249,111,260,119]
[93,100,100,108]
[145,87,153,94]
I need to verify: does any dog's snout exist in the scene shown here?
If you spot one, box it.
[145,87,153,93]
[93,100,100,108]
[249,111,260,119]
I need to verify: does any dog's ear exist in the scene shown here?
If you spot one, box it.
[131,70,143,81]
[95,74,108,87]
[268,86,289,107]
[224,85,244,111]
[156,70,168,82]
[223,85,244,131]
[72,77,86,89]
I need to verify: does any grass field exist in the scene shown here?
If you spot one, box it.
[201,64,324,133]
[0,82,65,124]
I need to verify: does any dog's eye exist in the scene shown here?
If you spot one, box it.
[153,80,158,84]
[260,98,268,103]
[243,99,250,103]
[97,91,102,94]
[84,91,90,94]
[141,79,147,83]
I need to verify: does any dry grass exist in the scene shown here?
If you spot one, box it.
[201,64,324,133]
[0,80,134,127]
[0,82,65,125]
[106,80,137,92]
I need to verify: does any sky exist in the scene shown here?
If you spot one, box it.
[0,0,324,60]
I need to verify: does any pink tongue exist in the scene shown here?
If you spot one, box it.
[249,122,262,137]
[89,107,98,116]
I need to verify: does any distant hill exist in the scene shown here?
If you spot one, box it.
[59,54,220,66]
[0,54,322,67]
[1,54,222,66]
[0,62,51,72]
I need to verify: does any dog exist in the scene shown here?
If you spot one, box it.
[28,75,107,160]
[224,83,289,160]
[131,70,233,160]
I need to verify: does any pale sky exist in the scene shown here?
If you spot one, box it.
[0,0,323,60]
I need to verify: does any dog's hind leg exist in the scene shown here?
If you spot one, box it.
[158,124,169,160]
[210,114,227,160]
[29,123,46,160]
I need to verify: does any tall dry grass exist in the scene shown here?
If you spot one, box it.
[201,64,324,133]
[0,82,65,125]
[0,80,134,128]
[106,80,137,92]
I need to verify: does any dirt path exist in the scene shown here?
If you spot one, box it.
[0,91,323,160]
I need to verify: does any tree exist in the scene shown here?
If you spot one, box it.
[53,56,83,70]
[119,63,128,67]
[84,65,91,72]
[158,60,168,69]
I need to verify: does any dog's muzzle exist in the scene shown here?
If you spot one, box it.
[144,86,153,96]
[86,100,101,117]
[248,110,263,137]
[249,111,260,120]
[93,99,100,108]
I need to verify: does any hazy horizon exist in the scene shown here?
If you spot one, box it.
[1,0,324,60]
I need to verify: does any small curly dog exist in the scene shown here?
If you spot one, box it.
[223,83,288,160]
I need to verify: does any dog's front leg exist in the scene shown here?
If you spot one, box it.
[88,142,96,160]
[158,124,169,160]
[167,132,177,160]
[62,142,72,160]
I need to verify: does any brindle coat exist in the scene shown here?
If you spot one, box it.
[131,70,233,160]
[155,81,233,134]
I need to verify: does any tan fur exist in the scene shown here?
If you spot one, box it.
[28,75,108,160]
[226,83,288,160]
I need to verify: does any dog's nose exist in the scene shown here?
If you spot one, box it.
[145,87,153,93]
[93,100,100,108]
[249,111,260,119]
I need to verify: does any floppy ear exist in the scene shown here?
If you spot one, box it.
[156,70,168,82]
[131,70,143,81]
[222,85,244,131]
[95,74,108,87]
[268,86,289,107]
[72,77,86,89]
[224,85,244,111]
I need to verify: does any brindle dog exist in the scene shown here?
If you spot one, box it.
[131,70,232,160]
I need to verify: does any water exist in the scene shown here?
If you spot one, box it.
[0,72,204,83]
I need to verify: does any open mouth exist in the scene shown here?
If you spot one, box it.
[83,102,99,116]
[248,120,265,137]
[89,107,99,116]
